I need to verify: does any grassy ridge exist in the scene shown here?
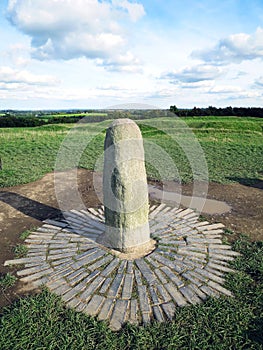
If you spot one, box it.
[0,116,262,187]
[0,236,262,350]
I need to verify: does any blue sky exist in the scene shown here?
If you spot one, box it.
[0,0,263,109]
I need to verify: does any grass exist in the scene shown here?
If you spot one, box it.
[0,116,262,187]
[14,244,28,258]
[0,274,17,291]
[0,235,262,349]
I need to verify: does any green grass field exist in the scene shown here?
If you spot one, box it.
[0,116,262,349]
[0,116,262,187]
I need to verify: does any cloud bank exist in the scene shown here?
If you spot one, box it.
[192,27,263,65]
[7,0,145,71]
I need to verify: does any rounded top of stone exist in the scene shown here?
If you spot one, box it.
[106,118,142,142]
[111,118,137,126]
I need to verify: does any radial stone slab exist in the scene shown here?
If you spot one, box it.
[5,204,241,331]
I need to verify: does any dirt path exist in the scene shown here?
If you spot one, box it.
[0,169,262,308]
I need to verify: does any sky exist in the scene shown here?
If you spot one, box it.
[0,0,263,109]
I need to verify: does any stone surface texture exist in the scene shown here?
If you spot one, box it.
[101,119,150,252]
[4,204,241,331]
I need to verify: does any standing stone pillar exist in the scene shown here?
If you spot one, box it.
[100,119,150,253]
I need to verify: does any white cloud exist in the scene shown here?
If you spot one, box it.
[7,0,145,71]
[0,66,59,86]
[161,65,223,83]
[192,27,263,65]
[112,0,145,22]
[254,76,263,87]
[208,85,242,94]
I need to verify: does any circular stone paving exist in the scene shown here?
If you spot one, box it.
[4,204,240,331]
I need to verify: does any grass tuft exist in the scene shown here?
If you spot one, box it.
[0,274,17,291]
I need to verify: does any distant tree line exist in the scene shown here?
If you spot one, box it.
[169,105,263,118]
[0,109,167,128]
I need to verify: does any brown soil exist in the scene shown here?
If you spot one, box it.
[0,169,262,309]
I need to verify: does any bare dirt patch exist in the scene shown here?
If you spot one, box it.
[0,169,262,309]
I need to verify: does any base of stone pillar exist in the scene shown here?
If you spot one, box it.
[96,233,156,259]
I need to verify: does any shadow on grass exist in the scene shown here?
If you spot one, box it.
[0,191,62,221]
[227,177,263,189]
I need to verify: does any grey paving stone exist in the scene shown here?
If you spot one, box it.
[49,248,78,255]
[160,241,186,248]
[107,274,124,298]
[117,260,127,274]
[20,268,53,282]
[181,258,204,271]
[32,276,49,287]
[161,302,176,320]
[200,285,219,298]
[145,256,160,267]
[164,283,187,307]
[82,270,101,285]
[46,278,66,290]
[153,305,165,322]
[205,267,225,277]
[202,229,224,235]
[66,268,86,282]
[194,268,225,284]
[198,223,224,231]
[182,272,202,287]
[98,298,115,321]
[209,244,232,250]
[150,253,185,274]
[49,243,77,249]
[17,264,50,277]
[47,252,76,261]
[4,256,46,266]
[77,249,106,266]
[100,277,113,294]
[209,259,229,266]
[177,249,207,260]
[154,269,168,284]
[194,221,211,227]
[80,276,105,302]
[208,281,233,297]
[75,302,87,312]
[134,268,143,285]
[179,286,202,304]
[110,299,129,331]
[209,253,235,262]
[160,266,184,288]
[137,285,151,313]
[135,259,157,285]
[26,244,49,249]
[178,245,207,253]
[187,270,208,283]
[126,261,134,274]
[84,295,105,316]
[101,258,120,277]
[51,259,73,269]
[88,255,114,272]
[142,312,151,325]
[52,283,72,296]
[129,299,139,325]
[188,284,207,301]
[66,297,81,309]
[157,284,171,303]
[149,286,160,305]
[122,274,134,300]
[61,285,83,303]
[150,203,167,218]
